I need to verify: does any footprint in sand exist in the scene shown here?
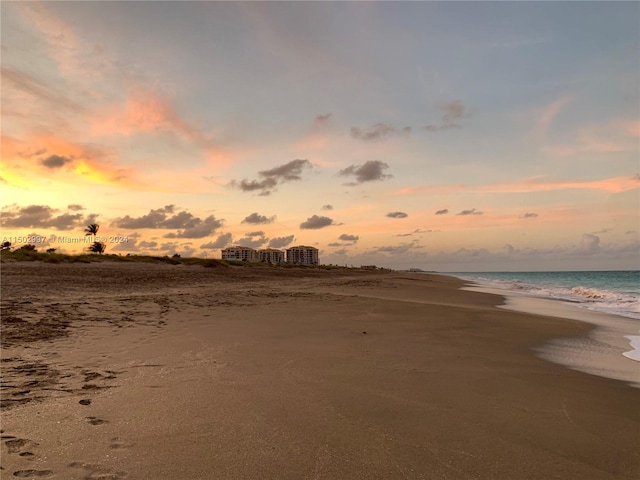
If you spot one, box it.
[68,461,125,479]
[79,399,92,406]
[109,437,135,450]
[85,417,109,426]
[5,438,38,454]
[13,470,54,478]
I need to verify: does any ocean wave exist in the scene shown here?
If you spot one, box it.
[459,274,640,320]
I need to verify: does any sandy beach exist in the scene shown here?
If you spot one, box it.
[1,262,638,479]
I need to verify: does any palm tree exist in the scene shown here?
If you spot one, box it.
[84,224,102,255]
[88,241,106,255]
[84,223,100,240]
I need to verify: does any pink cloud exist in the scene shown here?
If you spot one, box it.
[16,3,112,82]
[532,96,573,140]
[544,119,640,157]
[92,88,203,140]
[392,175,639,196]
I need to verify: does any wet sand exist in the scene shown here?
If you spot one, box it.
[1,262,638,479]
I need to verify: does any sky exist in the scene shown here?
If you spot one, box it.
[1,1,638,271]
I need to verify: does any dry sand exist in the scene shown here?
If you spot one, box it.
[1,262,638,479]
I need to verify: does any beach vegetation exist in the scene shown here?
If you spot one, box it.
[0,249,379,272]
[1,241,11,251]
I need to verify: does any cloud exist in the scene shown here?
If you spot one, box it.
[112,205,223,238]
[580,233,600,253]
[242,212,275,224]
[2,134,152,191]
[339,234,359,242]
[269,235,295,248]
[521,212,538,218]
[435,209,449,215]
[543,118,639,157]
[157,241,196,258]
[110,237,143,253]
[350,123,411,141]
[236,231,268,249]
[533,96,573,141]
[300,215,334,229]
[386,211,408,219]
[67,204,84,211]
[322,204,333,210]
[139,240,158,248]
[333,249,349,256]
[456,208,483,216]
[230,159,313,195]
[201,233,233,249]
[1,66,83,113]
[163,215,223,239]
[330,234,359,247]
[112,205,177,229]
[41,154,73,169]
[92,86,219,153]
[393,175,640,197]
[367,241,423,256]
[314,113,332,127]
[338,160,392,185]
[1,204,96,230]
[423,100,469,132]
[395,229,437,237]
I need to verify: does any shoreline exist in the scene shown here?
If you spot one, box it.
[460,283,640,388]
[1,263,638,479]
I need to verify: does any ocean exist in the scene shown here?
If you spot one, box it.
[449,270,640,320]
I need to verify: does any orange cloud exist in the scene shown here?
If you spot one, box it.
[1,134,155,191]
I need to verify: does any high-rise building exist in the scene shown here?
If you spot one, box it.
[221,246,259,262]
[285,245,319,265]
[259,248,285,264]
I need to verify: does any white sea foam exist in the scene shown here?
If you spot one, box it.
[456,275,640,320]
[622,335,640,362]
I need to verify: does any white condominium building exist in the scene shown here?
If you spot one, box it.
[259,248,285,264]
[221,246,260,262]
[285,245,319,265]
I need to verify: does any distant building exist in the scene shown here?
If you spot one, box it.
[221,246,259,262]
[259,248,285,264]
[286,245,319,265]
